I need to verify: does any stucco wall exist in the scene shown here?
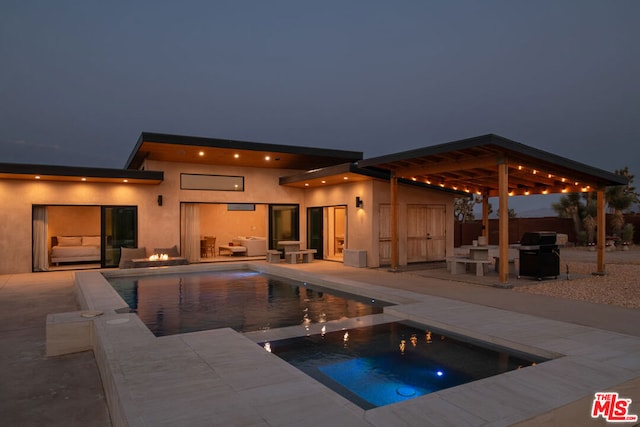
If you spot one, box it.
[0,160,308,274]
[304,178,456,267]
[0,161,456,273]
[144,160,307,250]
[0,179,160,274]
[304,180,374,260]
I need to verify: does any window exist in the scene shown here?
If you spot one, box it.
[181,174,244,191]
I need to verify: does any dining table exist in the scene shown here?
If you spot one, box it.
[277,240,301,255]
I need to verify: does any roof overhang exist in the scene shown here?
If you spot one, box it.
[358,134,628,197]
[125,132,363,171]
[279,163,384,188]
[280,162,467,196]
[0,163,163,184]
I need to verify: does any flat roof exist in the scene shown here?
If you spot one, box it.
[0,163,163,184]
[125,132,363,171]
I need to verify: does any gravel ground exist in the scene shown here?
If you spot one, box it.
[515,247,640,309]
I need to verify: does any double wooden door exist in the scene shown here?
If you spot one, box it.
[379,204,446,265]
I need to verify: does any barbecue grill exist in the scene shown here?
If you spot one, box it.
[518,231,560,280]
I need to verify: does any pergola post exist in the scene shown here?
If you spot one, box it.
[390,171,398,271]
[498,160,509,284]
[596,189,606,275]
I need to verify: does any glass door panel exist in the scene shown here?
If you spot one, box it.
[269,205,299,250]
[307,207,323,259]
[102,206,137,268]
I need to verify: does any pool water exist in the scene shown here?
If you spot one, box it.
[107,270,389,336]
[263,321,547,409]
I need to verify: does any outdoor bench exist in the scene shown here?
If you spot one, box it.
[266,250,282,263]
[284,249,317,264]
[446,256,491,276]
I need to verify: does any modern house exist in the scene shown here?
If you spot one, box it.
[0,132,626,283]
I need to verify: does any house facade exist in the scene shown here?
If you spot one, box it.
[0,132,458,274]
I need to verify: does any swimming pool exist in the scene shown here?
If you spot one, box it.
[262,320,548,409]
[108,270,390,336]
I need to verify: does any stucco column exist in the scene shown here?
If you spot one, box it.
[498,160,509,284]
[596,189,606,274]
[390,171,398,271]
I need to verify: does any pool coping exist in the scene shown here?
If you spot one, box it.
[67,262,640,426]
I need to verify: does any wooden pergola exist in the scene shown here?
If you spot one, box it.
[359,134,628,284]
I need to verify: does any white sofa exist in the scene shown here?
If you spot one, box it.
[232,236,267,256]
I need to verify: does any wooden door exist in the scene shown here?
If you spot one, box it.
[378,204,391,265]
[407,204,446,262]
[426,205,446,261]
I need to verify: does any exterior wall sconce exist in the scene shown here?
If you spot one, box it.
[157,195,163,206]
[355,196,363,208]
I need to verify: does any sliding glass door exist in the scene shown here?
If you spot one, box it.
[268,204,299,250]
[102,206,137,268]
[307,207,323,258]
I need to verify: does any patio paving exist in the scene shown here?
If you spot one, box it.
[1,253,639,426]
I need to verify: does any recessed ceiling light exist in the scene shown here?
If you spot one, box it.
[234,154,239,159]
[265,156,271,161]
[343,176,348,180]
[198,151,205,156]
[304,183,309,187]
[123,179,128,183]
[321,180,326,184]
[81,178,87,181]
[35,176,40,179]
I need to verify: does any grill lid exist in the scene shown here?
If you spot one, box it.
[520,231,557,246]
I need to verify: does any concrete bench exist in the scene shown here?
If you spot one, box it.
[266,250,281,263]
[284,249,317,264]
[446,256,492,276]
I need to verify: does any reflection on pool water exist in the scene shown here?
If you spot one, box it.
[263,321,547,409]
[107,270,389,336]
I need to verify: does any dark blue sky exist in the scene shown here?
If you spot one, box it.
[1,1,638,213]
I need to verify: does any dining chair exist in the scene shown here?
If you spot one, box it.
[204,236,216,257]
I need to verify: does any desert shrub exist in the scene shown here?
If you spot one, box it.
[622,223,635,243]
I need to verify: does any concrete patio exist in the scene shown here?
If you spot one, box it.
[1,257,639,426]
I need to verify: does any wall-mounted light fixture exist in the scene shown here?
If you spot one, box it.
[157,195,163,206]
[355,196,363,208]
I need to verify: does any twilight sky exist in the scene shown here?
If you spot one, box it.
[1,1,638,213]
